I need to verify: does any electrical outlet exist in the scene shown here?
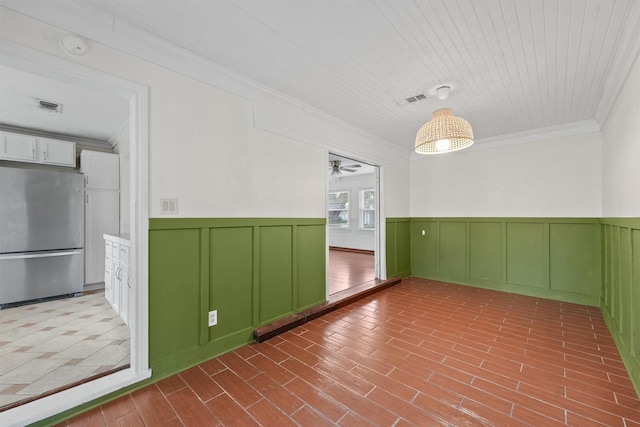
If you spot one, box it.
[208,310,217,326]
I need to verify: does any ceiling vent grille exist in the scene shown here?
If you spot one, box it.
[396,93,428,106]
[38,100,63,113]
[406,93,427,103]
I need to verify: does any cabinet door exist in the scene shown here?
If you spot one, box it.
[85,191,120,285]
[104,257,114,306]
[81,151,120,190]
[119,261,129,325]
[39,138,76,167]
[0,132,36,162]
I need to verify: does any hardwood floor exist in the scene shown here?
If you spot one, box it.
[328,249,375,295]
[58,278,640,426]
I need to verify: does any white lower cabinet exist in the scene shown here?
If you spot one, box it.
[103,234,130,325]
[86,191,119,285]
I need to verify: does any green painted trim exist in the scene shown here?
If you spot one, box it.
[385,218,411,278]
[292,225,299,314]
[599,218,640,398]
[601,217,640,228]
[410,217,602,306]
[199,228,209,346]
[150,217,326,230]
[412,217,601,223]
[252,226,260,326]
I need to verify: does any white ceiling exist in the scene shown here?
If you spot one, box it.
[1,0,639,151]
[0,65,129,142]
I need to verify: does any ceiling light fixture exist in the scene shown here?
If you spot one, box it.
[415,85,474,154]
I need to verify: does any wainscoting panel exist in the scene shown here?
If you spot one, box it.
[439,221,467,279]
[296,224,327,310]
[506,222,547,288]
[600,218,640,397]
[149,218,326,379]
[469,221,502,282]
[258,226,293,324]
[209,226,253,341]
[410,218,601,306]
[385,218,411,278]
[549,222,600,294]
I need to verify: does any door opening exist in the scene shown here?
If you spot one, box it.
[327,153,381,296]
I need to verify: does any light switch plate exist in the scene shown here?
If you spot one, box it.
[160,198,178,215]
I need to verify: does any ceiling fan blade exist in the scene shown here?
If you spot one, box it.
[342,164,361,168]
[341,168,358,172]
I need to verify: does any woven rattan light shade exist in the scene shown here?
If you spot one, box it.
[415,108,474,154]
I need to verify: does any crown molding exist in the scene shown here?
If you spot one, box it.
[109,117,130,148]
[472,119,601,151]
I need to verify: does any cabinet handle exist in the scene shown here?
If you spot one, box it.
[31,147,36,159]
[43,149,47,161]
[86,193,89,203]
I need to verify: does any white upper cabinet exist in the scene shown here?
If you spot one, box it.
[81,150,120,190]
[0,131,76,167]
[0,132,36,161]
[39,137,76,166]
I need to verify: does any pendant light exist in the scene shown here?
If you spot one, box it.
[415,86,474,154]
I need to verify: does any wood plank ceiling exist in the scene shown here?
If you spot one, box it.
[3,0,640,151]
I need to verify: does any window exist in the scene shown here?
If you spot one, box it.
[360,188,375,230]
[328,191,349,228]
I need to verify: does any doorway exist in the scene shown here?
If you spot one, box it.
[0,40,149,425]
[327,153,380,295]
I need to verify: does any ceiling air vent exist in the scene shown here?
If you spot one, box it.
[38,99,63,113]
[406,93,427,103]
[396,92,428,106]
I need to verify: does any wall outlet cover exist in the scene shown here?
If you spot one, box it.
[208,310,217,327]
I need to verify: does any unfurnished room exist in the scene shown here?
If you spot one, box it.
[0,1,639,426]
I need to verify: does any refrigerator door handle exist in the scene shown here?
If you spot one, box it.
[0,250,83,260]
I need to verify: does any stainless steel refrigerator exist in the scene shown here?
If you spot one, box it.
[0,165,84,308]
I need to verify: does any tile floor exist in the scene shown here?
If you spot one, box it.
[58,278,640,426]
[0,291,129,410]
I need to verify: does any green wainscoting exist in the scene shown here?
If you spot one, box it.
[148,218,326,379]
[600,218,640,397]
[411,218,601,306]
[386,218,411,278]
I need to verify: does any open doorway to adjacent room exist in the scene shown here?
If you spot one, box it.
[327,153,379,295]
[0,40,149,423]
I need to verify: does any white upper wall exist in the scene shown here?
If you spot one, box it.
[410,132,603,217]
[601,53,640,217]
[0,7,411,218]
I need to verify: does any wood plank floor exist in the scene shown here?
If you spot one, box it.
[328,249,375,295]
[57,278,640,426]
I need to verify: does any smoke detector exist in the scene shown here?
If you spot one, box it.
[59,34,88,56]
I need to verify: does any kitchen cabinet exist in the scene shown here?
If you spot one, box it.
[0,131,76,167]
[80,150,119,190]
[104,234,131,325]
[82,150,120,286]
[104,241,114,306]
[39,137,76,166]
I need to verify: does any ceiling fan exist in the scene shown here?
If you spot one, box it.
[329,160,361,175]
